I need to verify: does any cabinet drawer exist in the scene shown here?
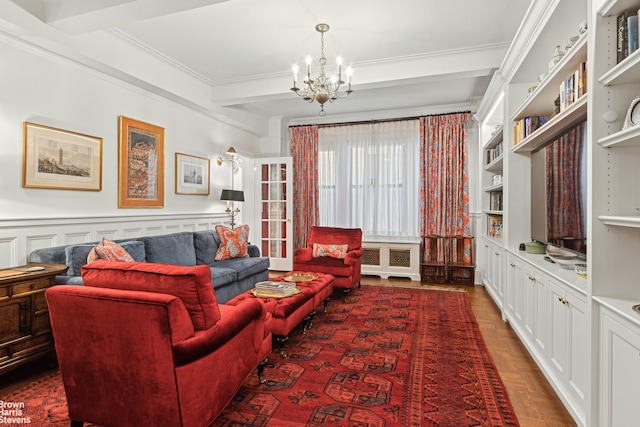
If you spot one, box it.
[12,277,52,297]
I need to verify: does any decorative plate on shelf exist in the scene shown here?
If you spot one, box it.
[281,273,317,282]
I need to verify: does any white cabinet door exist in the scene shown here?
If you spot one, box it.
[565,289,586,412]
[600,309,640,427]
[548,281,568,378]
[505,255,517,318]
[532,272,549,355]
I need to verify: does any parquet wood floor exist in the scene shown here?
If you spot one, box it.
[0,274,577,427]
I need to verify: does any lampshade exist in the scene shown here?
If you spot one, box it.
[225,146,237,155]
[220,189,244,202]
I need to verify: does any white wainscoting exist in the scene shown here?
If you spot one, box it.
[0,213,229,268]
[361,238,421,281]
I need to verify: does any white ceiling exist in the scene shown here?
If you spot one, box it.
[1,0,532,125]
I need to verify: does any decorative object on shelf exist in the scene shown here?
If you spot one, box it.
[528,85,538,95]
[525,241,546,254]
[175,152,210,196]
[548,45,565,72]
[220,189,244,228]
[545,247,584,270]
[622,96,640,130]
[290,23,353,116]
[538,71,548,83]
[565,36,579,51]
[578,20,587,35]
[574,263,587,278]
[491,174,502,185]
[22,122,103,191]
[118,116,164,208]
[216,146,242,174]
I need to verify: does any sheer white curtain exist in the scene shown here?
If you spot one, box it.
[318,120,420,239]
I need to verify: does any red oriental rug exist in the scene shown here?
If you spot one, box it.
[2,286,519,426]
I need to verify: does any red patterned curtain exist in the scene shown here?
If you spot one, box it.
[546,121,586,253]
[290,125,320,251]
[419,112,471,263]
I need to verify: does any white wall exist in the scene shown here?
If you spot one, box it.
[0,34,262,266]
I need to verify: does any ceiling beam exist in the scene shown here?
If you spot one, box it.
[10,0,234,35]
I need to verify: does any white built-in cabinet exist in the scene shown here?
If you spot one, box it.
[472,0,626,425]
[598,303,640,427]
[481,237,504,311]
[505,252,587,424]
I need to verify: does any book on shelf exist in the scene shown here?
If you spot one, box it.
[489,192,503,211]
[559,62,587,112]
[629,14,639,55]
[486,141,503,164]
[487,214,503,238]
[617,9,638,63]
[513,115,548,145]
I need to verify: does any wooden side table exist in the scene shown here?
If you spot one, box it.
[0,262,68,376]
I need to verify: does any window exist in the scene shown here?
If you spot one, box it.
[318,120,420,238]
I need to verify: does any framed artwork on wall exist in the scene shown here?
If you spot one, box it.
[118,116,164,208]
[175,152,210,195]
[22,122,103,191]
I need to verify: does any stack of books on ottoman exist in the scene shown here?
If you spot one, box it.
[252,281,300,298]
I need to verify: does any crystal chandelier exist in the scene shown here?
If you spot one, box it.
[290,23,353,116]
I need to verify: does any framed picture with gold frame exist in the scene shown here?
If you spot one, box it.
[118,116,164,208]
[22,122,102,191]
[175,152,210,195]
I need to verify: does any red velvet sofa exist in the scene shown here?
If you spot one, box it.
[46,261,272,427]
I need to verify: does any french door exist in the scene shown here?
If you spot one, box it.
[255,157,293,271]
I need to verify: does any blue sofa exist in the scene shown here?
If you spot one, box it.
[28,230,270,303]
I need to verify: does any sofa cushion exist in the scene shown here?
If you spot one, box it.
[213,256,270,281]
[81,261,221,330]
[141,232,196,266]
[193,230,221,265]
[65,240,145,276]
[87,238,135,263]
[209,267,237,287]
[312,243,348,259]
[215,225,250,261]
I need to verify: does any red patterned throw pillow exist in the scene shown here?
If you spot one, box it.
[312,243,348,259]
[215,225,250,261]
[87,238,135,263]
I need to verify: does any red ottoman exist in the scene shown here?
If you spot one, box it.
[227,272,333,357]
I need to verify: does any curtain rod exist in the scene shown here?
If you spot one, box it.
[289,111,471,129]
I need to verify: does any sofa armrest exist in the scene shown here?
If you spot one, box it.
[294,247,312,262]
[172,297,266,366]
[247,244,261,258]
[344,247,364,265]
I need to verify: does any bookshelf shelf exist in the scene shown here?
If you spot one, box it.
[486,210,504,215]
[484,126,503,149]
[484,155,503,172]
[483,183,504,192]
[598,0,639,17]
[598,48,640,86]
[598,215,640,228]
[511,33,588,121]
[597,125,640,147]
[512,95,587,153]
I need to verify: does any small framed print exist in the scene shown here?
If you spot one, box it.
[118,116,164,208]
[622,96,640,130]
[22,122,103,191]
[175,152,210,195]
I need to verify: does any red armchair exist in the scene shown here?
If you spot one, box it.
[293,226,363,297]
[45,261,272,427]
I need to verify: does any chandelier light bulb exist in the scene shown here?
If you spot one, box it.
[289,23,353,116]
